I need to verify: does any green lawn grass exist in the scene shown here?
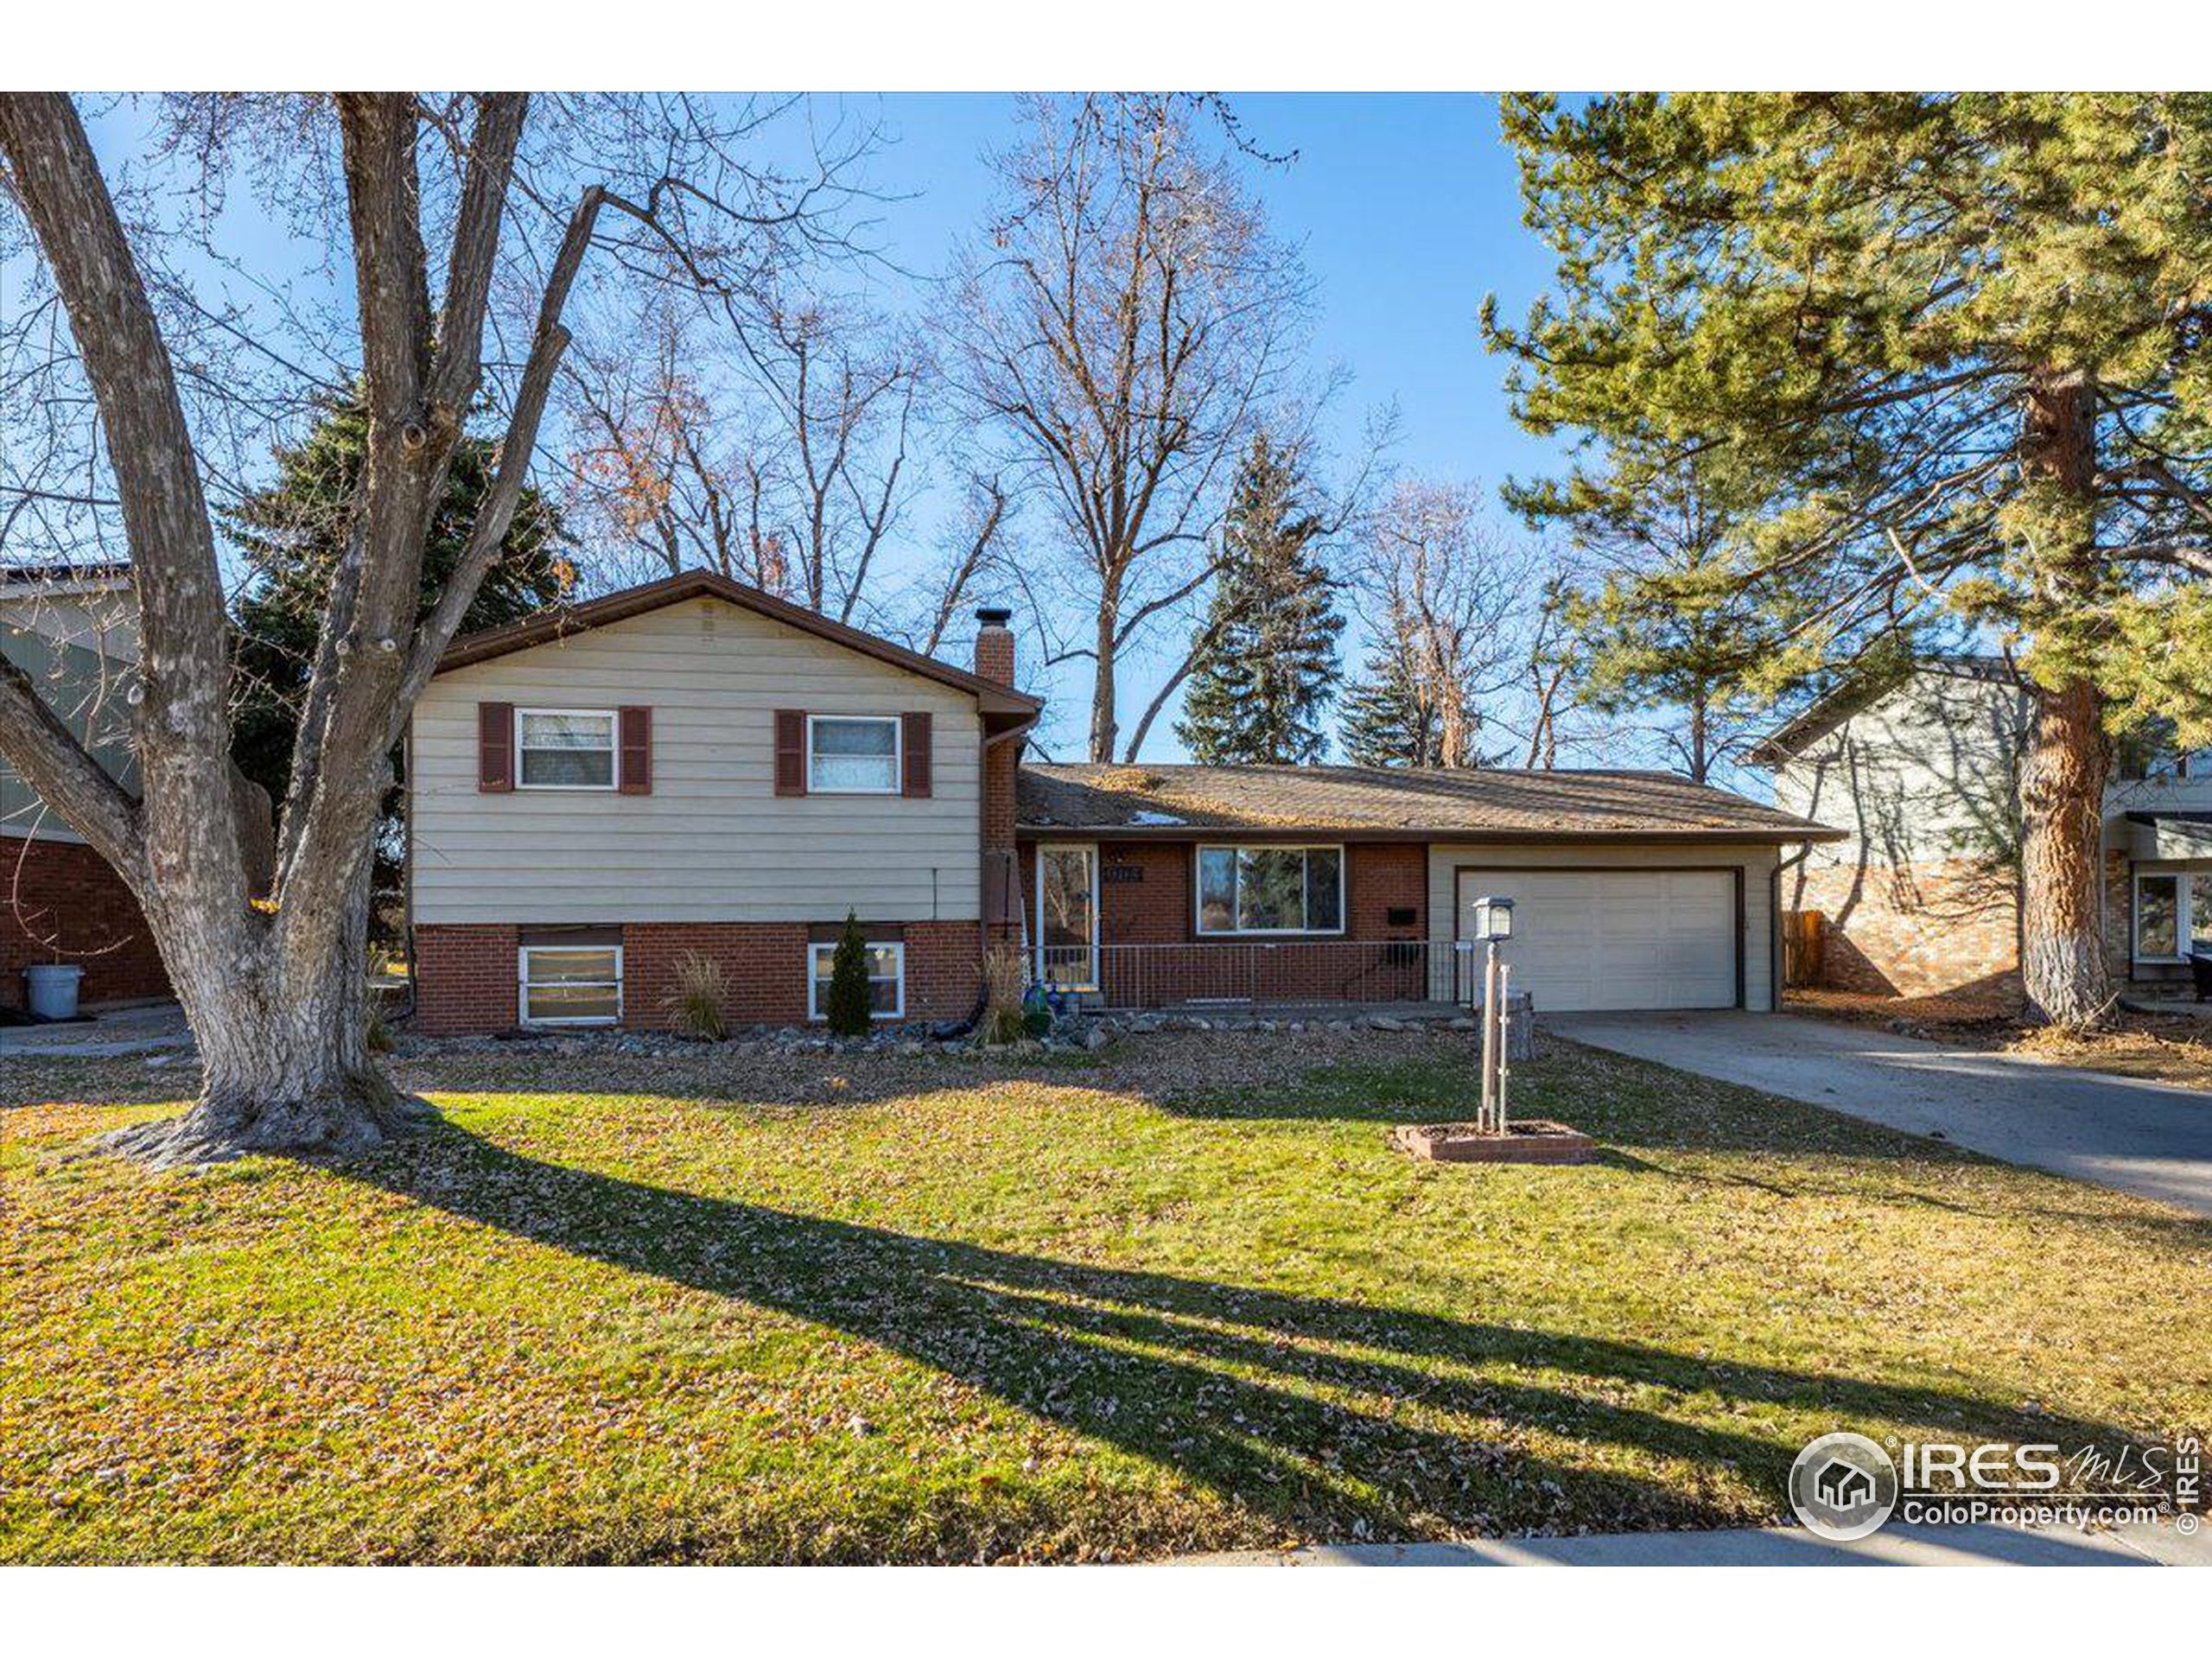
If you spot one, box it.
[4,1033,2206,1563]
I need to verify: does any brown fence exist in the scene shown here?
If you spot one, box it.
[1781,910,1826,988]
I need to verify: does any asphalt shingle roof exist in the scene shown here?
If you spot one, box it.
[1017,763,1841,842]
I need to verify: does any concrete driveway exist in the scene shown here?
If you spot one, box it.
[1549,1010,2212,1217]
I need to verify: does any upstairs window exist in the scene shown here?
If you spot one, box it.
[517,709,616,789]
[1196,844,1344,935]
[807,715,899,794]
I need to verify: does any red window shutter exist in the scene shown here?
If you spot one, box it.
[774,709,807,796]
[477,702,513,792]
[618,706,652,795]
[901,711,932,798]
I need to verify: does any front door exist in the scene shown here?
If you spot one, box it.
[1036,843,1099,991]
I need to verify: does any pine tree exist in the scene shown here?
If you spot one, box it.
[824,910,875,1037]
[1339,640,1440,769]
[1175,434,1344,764]
[1510,447,1816,784]
[1484,93,2212,1027]
[226,393,569,935]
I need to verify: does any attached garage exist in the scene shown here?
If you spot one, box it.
[1427,842,1782,1013]
[1449,866,1740,1013]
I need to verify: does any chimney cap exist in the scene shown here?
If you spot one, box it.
[975,605,1013,628]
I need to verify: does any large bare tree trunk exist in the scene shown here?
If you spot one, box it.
[2017,369,2114,1028]
[1089,595,1121,762]
[0,93,605,1163]
[105,869,427,1167]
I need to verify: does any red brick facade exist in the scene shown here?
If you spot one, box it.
[410,923,521,1033]
[1788,844,2193,998]
[1786,855,2020,997]
[412,918,983,1033]
[1016,836,1432,1006]
[1,834,170,1009]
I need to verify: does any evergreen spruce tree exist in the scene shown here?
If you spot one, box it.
[1175,434,1344,764]
[226,394,569,933]
[1338,640,1440,769]
[824,910,875,1036]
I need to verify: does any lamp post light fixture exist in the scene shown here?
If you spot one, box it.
[1469,895,1517,1132]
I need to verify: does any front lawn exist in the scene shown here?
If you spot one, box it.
[4,1031,2206,1563]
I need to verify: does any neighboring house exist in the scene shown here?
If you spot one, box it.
[409,569,1840,1032]
[407,571,1040,1033]
[0,563,171,1010]
[1758,657,2212,997]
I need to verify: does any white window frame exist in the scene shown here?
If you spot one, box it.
[518,944,624,1027]
[1034,842,1101,992]
[2133,868,2211,963]
[514,707,619,791]
[804,713,902,796]
[1193,842,1347,937]
[807,938,906,1020]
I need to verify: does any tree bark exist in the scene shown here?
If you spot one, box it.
[2018,673,2113,1027]
[2017,369,2114,1029]
[104,866,429,1168]
[1089,593,1121,762]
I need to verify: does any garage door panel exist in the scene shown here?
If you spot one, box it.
[1455,868,1736,1014]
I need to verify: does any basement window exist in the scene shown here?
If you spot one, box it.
[519,945,623,1026]
[807,939,905,1020]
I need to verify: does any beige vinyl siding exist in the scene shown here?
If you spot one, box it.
[1424,840,1780,1012]
[411,595,984,924]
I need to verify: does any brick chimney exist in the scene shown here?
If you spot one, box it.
[974,605,1023,944]
[974,605,1015,687]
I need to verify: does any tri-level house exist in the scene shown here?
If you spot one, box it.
[1758,656,2212,998]
[407,571,1039,1031]
[409,569,1840,1031]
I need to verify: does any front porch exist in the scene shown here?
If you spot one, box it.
[1037,938,1483,1014]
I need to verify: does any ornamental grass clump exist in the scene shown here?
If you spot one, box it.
[979,945,1030,1046]
[660,950,729,1041]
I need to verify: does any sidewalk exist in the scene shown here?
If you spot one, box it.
[0,1001,193,1060]
[1177,1518,2210,1566]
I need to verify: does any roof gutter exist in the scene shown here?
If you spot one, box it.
[1011,823,1850,845]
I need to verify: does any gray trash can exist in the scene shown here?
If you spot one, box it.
[25,963,84,1020]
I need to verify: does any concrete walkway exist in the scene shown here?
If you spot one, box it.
[1550,1011,2212,1216]
[1179,1517,2210,1567]
[0,1001,193,1061]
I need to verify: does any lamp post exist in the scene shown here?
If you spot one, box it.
[1468,896,1516,1134]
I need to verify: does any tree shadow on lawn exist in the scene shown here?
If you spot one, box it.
[337,1122,2151,1554]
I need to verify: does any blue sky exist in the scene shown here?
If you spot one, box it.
[855,93,1571,756]
[67,93,1573,762]
[861,92,1560,484]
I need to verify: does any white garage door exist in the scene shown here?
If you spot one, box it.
[1454,868,1738,1013]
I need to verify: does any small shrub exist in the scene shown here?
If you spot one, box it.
[979,945,1030,1046]
[824,911,875,1037]
[661,950,729,1041]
